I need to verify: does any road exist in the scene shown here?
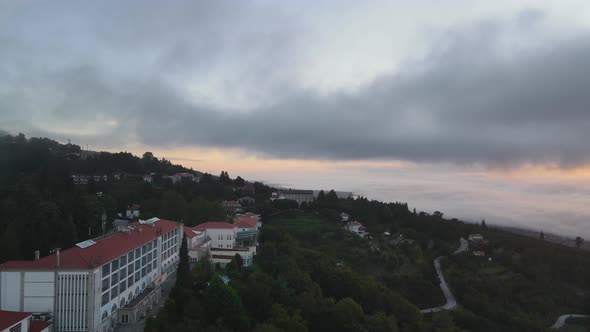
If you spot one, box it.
[453,237,468,255]
[420,238,466,314]
[420,256,458,313]
[550,314,590,329]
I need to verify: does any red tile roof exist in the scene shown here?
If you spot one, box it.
[183,227,203,239]
[0,311,30,330]
[0,219,179,270]
[194,222,237,231]
[30,320,52,332]
[234,216,258,229]
[348,221,363,226]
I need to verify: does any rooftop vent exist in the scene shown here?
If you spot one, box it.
[76,240,97,248]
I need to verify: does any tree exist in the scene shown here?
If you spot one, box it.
[575,236,584,249]
[481,219,487,228]
[203,275,250,331]
[176,234,191,288]
[333,298,365,332]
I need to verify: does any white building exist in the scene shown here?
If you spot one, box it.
[0,218,182,332]
[168,173,199,184]
[278,189,314,206]
[125,204,140,219]
[183,214,262,268]
[345,221,367,236]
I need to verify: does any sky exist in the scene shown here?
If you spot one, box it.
[1,1,590,237]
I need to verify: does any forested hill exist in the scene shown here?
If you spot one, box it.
[0,133,198,177]
[0,133,270,262]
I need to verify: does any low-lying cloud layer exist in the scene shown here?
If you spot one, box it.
[1,1,590,167]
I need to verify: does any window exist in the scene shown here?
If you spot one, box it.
[128,251,134,261]
[218,234,222,240]
[135,248,140,257]
[101,291,109,306]
[142,245,147,254]
[9,324,21,332]
[135,260,140,270]
[127,276,134,288]
[128,262,134,274]
[102,277,110,292]
[119,267,127,279]
[102,264,110,277]
[147,252,152,261]
[142,256,147,266]
[111,285,118,299]
[120,280,127,292]
[134,272,140,282]
[152,261,157,270]
[227,234,232,240]
[111,259,119,271]
[142,266,147,277]
[120,256,127,266]
[111,273,119,286]
[147,242,152,251]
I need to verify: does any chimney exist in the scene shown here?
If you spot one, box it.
[56,249,61,267]
[34,250,40,260]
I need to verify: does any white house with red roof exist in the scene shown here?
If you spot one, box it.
[182,213,262,268]
[345,221,367,236]
[0,218,182,332]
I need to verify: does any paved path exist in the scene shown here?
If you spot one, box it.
[550,314,590,329]
[453,237,468,255]
[420,238,466,313]
[420,256,458,313]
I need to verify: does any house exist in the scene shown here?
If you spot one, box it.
[222,201,242,213]
[168,173,199,184]
[277,189,315,206]
[237,196,255,206]
[126,204,140,219]
[468,234,484,242]
[0,218,182,332]
[345,221,367,237]
[340,213,350,222]
[0,310,52,332]
[142,174,153,183]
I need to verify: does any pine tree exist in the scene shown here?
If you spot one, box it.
[176,234,191,288]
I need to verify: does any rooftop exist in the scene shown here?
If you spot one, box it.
[0,218,179,270]
[0,311,31,330]
[194,221,237,231]
[30,320,52,332]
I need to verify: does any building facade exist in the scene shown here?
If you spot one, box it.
[278,189,315,206]
[183,214,262,268]
[0,218,182,332]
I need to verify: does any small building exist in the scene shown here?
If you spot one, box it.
[468,234,484,242]
[237,196,255,206]
[126,204,141,219]
[340,213,350,222]
[0,310,53,332]
[169,173,199,184]
[222,201,242,213]
[345,221,367,237]
[142,174,153,183]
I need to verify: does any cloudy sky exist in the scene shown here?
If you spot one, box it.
[2,1,590,237]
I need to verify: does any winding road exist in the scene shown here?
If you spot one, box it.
[420,238,589,330]
[550,314,590,330]
[420,237,467,314]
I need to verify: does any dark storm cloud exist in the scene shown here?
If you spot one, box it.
[1,2,590,167]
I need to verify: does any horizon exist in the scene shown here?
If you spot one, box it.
[2,1,590,239]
